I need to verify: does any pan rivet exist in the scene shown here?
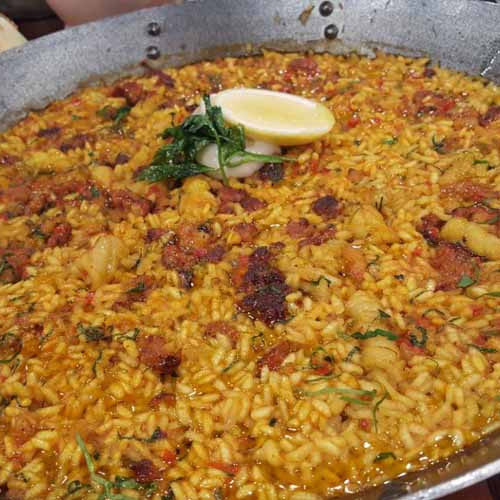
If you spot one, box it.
[147,22,161,36]
[146,46,161,60]
[324,23,338,40]
[319,1,334,16]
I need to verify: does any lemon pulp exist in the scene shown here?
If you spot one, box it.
[212,88,335,146]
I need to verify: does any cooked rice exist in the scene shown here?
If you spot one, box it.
[1,50,500,499]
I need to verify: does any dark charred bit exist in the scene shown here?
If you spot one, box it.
[423,67,436,78]
[0,154,19,165]
[417,214,444,246]
[146,228,166,242]
[178,269,194,289]
[234,222,259,243]
[111,82,144,106]
[141,61,176,88]
[312,195,341,219]
[158,354,181,377]
[430,242,481,291]
[198,223,211,234]
[37,126,61,138]
[113,153,130,166]
[46,222,72,248]
[130,459,162,483]
[259,163,284,183]
[257,340,295,373]
[205,245,225,263]
[237,246,290,326]
[59,133,93,153]
[479,105,500,127]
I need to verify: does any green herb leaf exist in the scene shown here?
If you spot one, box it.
[126,282,146,294]
[483,330,500,337]
[309,346,334,370]
[310,275,332,286]
[373,391,388,433]
[113,328,140,342]
[304,387,376,399]
[66,480,91,496]
[458,275,475,288]
[137,95,289,184]
[344,346,361,362]
[351,329,398,341]
[112,106,131,130]
[92,350,103,377]
[90,186,100,198]
[378,309,391,319]
[305,373,339,383]
[422,308,445,317]
[222,358,239,373]
[409,326,428,348]
[0,332,22,365]
[251,333,266,351]
[482,291,500,298]
[382,137,398,145]
[374,451,396,462]
[468,343,498,354]
[118,426,164,444]
[432,135,445,153]
[77,323,110,342]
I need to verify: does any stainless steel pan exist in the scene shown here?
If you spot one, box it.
[1,1,500,498]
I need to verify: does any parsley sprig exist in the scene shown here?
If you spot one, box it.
[138,96,287,184]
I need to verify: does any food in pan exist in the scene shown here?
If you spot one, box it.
[1,50,500,499]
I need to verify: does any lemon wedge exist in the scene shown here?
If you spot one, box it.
[210,88,335,146]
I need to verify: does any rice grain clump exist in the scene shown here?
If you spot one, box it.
[1,51,500,499]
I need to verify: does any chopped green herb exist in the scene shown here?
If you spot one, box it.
[305,373,340,383]
[30,226,46,240]
[137,96,288,185]
[375,196,384,213]
[222,358,239,373]
[65,480,90,496]
[341,396,370,406]
[483,330,500,337]
[213,487,224,500]
[422,308,445,317]
[409,326,428,348]
[118,426,164,444]
[309,346,334,370]
[126,282,146,294]
[269,417,278,427]
[251,333,266,351]
[458,275,476,288]
[382,137,398,145]
[304,387,377,404]
[351,329,398,341]
[113,328,140,342]
[468,344,498,354]
[90,186,100,198]
[71,114,81,121]
[374,451,396,462]
[92,350,103,377]
[481,291,500,298]
[373,391,388,433]
[344,346,361,362]
[432,135,445,153]
[310,275,332,286]
[112,106,132,131]
[0,332,22,365]
[162,488,176,500]
[76,434,156,499]
[378,309,391,319]
[77,323,110,342]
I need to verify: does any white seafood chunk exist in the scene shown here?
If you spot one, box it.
[441,217,500,260]
[347,205,397,244]
[346,291,380,327]
[77,234,127,288]
[196,139,281,179]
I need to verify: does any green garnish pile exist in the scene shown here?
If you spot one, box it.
[137,96,287,184]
